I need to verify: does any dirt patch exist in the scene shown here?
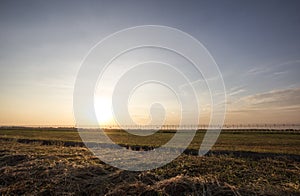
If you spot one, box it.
[0,154,28,167]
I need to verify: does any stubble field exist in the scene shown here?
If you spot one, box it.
[0,128,299,195]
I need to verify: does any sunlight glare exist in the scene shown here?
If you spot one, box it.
[95,97,114,125]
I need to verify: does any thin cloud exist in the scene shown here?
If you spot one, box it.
[272,70,289,76]
[228,85,247,96]
[178,75,221,90]
[229,87,300,112]
[245,59,300,76]
[246,66,270,75]
[225,87,300,124]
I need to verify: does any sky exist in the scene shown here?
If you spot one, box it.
[0,0,300,126]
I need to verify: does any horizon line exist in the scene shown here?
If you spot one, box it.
[1,123,300,129]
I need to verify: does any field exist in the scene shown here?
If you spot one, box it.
[0,127,300,195]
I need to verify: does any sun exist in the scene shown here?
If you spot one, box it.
[94,97,114,125]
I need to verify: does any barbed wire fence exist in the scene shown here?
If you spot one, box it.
[96,123,300,132]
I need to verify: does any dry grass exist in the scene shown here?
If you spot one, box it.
[0,139,299,195]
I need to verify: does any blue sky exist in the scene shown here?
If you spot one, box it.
[0,0,299,126]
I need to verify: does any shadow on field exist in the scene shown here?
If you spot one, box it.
[2,137,300,161]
